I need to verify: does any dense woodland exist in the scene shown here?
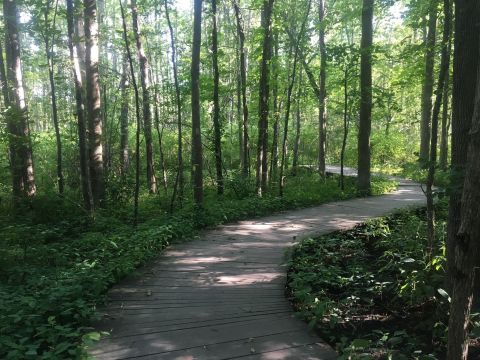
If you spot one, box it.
[1,0,480,358]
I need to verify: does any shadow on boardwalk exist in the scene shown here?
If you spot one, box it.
[89,170,424,360]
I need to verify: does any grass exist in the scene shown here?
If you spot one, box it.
[0,172,396,359]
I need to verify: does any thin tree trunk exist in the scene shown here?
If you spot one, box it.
[446,0,480,296]
[131,0,156,194]
[318,0,327,177]
[211,0,223,195]
[292,71,302,176]
[270,34,279,183]
[233,0,249,177]
[4,0,36,200]
[165,0,184,205]
[341,67,349,191]
[426,0,451,256]
[120,0,141,225]
[357,0,374,196]
[119,55,130,175]
[84,0,105,207]
[191,0,204,205]
[66,0,93,212]
[256,0,275,196]
[439,37,452,170]
[44,0,64,194]
[419,0,438,162]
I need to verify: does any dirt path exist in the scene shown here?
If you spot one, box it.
[90,170,424,359]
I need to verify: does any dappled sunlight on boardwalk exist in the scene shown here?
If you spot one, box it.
[90,173,424,360]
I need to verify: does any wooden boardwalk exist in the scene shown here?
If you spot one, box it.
[90,171,425,359]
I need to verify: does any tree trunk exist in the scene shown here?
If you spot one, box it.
[119,55,130,175]
[439,36,452,170]
[211,0,224,195]
[256,0,275,196]
[446,1,480,357]
[419,0,438,162]
[3,0,36,200]
[341,67,349,191]
[233,0,249,177]
[426,0,451,256]
[44,1,64,195]
[318,0,327,177]
[292,71,302,176]
[191,0,204,205]
[131,0,156,194]
[357,0,374,196]
[84,0,105,207]
[165,0,184,205]
[269,34,279,184]
[446,0,480,294]
[447,27,480,359]
[120,0,141,225]
[66,0,93,212]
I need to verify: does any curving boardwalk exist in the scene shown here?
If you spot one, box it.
[90,169,424,360]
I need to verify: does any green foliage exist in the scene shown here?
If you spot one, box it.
[0,173,396,358]
[287,201,451,358]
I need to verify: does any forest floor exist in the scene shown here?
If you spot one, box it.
[88,171,425,359]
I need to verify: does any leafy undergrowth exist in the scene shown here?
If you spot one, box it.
[287,200,480,359]
[0,173,395,359]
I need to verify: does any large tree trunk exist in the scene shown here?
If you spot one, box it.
[191,0,204,205]
[3,0,36,200]
[419,0,438,162]
[357,0,374,196]
[84,0,105,207]
[318,0,327,177]
[447,30,480,360]
[233,0,250,177]
[211,0,224,195]
[425,0,451,256]
[66,0,93,212]
[341,66,349,191]
[44,1,64,195]
[446,1,480,358]
[165,0,184,204]
[119,55,130,175]
[256,0,275,196]
[446,0,480,295]
[131,0,156,194]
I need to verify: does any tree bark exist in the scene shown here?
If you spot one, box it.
[292,71,302,176]
[120,0,141,225]
[165,0,184,204]
[211,0,224,195]
[318,0,327,178]
[233,0,249,177]
[446,0,480,294]
[3,0,36,200]
[84,0,105,207]
[131,0,156,194]
[191,0,204,205]
[447,27,480,359]
[256,0,275,196]
[439,66,450,170]
[269,34,279,183]
[119,54,130,175]
[446,1,480,357]
[357,0,374,196]
[341,66,349,191]
[419,0,438,162]
[426,0,451,256]
[66,0,93,212]
[44,0,64,195]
